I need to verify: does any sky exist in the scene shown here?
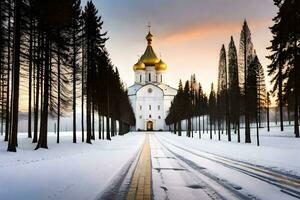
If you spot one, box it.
[84,0,277,94]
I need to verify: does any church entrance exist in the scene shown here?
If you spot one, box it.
[146,121,153,131]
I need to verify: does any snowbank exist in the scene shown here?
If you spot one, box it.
[0,132,144,200]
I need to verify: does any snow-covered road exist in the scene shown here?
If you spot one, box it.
[151,132,300,200]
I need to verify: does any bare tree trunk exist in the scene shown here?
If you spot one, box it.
[7,0,21,152]
[72,31,77,143]
[101,115,104,140]
[294,38,299,138]
[86,97,91,143]
[36,34,50,150]
[33,32,41,143]
[57,44,61,144]
[279,56,284,131]
[28,15,33,138]
[98,111,101,139]
[106,116,110,140]
[5,0,12,142]
[91,102,95,140]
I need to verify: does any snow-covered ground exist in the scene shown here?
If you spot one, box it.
[0,127,299,200]
[0,132,144,200]
[152,128,300,200]
[164,126,300,176]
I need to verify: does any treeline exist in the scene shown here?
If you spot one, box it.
[165,75,208,138]
[0,0,135,152]
[166,20,268,144]
[166,6,300,144]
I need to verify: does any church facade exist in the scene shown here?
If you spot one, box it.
[128,30,177,131]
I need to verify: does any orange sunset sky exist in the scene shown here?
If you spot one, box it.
[91,0,277,94]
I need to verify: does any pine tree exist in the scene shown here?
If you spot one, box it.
[267,0,286,132]
[257,58,267,127]
[228,36,240,142]
[208,83,217,140]
[183,81,192,137]
[82,1,107,143]
[69,0,82,143]
[268,0,300,137]
[217,45,229,140]
[239,20,255,143]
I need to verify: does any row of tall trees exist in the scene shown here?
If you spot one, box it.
[166,20,269,144]
[0,0,135,152]
[165,76,208,138]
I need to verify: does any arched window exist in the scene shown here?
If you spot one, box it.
[140,75,142,82]
[149,73,151,82]
[161,74,162,82]
[149,105,151,110]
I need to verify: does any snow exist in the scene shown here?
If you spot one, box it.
[152,128,300,200]
[0,126,299,200]
[0,132,144,200]
[160,126,300,176]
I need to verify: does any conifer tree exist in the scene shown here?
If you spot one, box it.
[69,0,82,143]
[228,36,240,142]
[82,1,107,143]
[268,0,300,137]
[239,20,255,143]
[209,83,217,140]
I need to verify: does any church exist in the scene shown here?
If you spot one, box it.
[128,29,177,131]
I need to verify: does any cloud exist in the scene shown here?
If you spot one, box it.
[159,18,270,44]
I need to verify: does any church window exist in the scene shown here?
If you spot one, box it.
[140,105,142,110]
[149,105,151,110]
[161,74,162,82]
[158,116,161,119]
[140,75,142,82]
[158,105,160,110]
[149,115,152,118]
[149,73,151,82]
[139,115,142,119]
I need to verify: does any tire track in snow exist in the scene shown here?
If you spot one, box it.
[152,134,249,200]
[157,134,300,199]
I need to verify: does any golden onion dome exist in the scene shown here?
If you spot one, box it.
[140,31,160,66]
[146,32,153,44]
[155,59,167,71]
[133,60,145,70]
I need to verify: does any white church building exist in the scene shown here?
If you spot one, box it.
[128,29,177,131]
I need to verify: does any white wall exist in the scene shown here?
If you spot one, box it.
[134,84,165,130]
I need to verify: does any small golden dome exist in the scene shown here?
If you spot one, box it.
[146,32,153,45]
[133,60,145,70]
[155,59,167,71]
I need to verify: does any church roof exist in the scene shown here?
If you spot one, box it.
[156,83,177,96]
[133,28,168,70]
[128,84,143,96]
[128,83,177,96]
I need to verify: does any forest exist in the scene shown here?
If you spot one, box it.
[0,0,135,152]
[166,0,300,144]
